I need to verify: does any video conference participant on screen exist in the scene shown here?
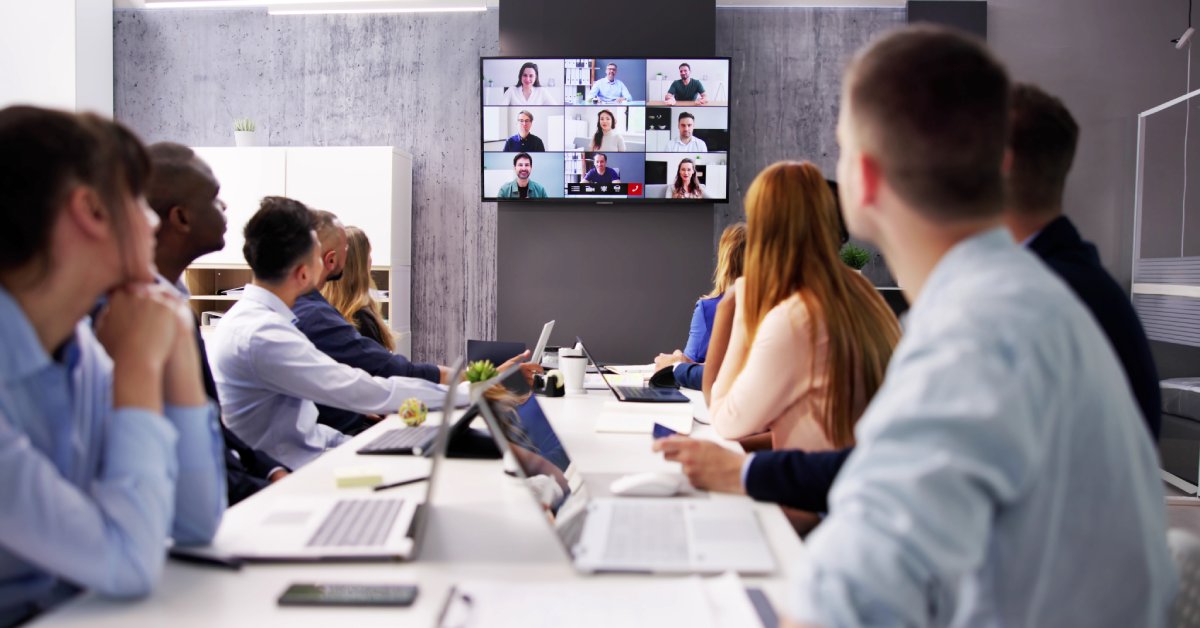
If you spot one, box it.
[666,158,707,199]
[590,110,626,151]
[587,63,631,104]
[501,62,557,106]
[664,62,708,104]
[502,110,546,152]
[664,112,708,152]
[498,152,548,199]
[583,153,621,184]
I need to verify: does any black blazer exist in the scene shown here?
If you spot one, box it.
[194,321,286,505]
[743,216,1162,510]
[1028,216,1161,437]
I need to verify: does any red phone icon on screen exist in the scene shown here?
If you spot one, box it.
[628,183,642,195]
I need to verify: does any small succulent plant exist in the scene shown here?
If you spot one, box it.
[839,243,872,270]
[465,359,499,384]
[233,118,256,132]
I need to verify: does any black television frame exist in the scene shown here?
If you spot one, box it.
[479,56,733,205]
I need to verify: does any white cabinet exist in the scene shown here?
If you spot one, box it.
[185,146,413,355]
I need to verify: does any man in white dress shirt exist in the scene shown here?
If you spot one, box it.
[784,25,1175,627]
[663,112,707,152]
[208,196,454,468]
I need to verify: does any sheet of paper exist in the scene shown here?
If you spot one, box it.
[439,573,759,628]
[595,401,694,435]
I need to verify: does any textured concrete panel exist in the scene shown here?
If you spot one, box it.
[716,7,904,285]
[114,8,499,364]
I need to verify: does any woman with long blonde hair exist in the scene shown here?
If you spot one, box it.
[710,161,900,450]
[654,223,746,378]
[320,226,395,351]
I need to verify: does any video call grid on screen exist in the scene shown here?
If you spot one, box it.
[480,57,731,203]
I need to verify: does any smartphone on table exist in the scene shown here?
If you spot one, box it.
[277,583,418,607]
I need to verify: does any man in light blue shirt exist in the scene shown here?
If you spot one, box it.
[587,63,632,104]
[784,27,1174,627]
[209,196,457,469]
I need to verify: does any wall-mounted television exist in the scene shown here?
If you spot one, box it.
[481,57,731,203]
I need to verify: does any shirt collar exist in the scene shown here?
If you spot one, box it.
[908,227,1014,316]
[0,285,59,382]
[242,283,299,325]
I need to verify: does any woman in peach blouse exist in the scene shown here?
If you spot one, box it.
[710,161,900,451]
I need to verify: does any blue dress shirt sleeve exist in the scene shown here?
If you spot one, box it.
[248,323,449,414]
[164,403,226,545]
[672,362,704,390]
[790,332,1040,626]
[0,406,179,598]
[682,300,708,362]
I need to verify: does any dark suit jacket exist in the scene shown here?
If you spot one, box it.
[744,216,1161,509]
[1028,215,1161,436]
[194,322,285,505]
[292,291,440,435]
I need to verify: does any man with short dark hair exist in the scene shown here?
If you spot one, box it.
[664,62,707,104]
[498,152,547,198]
[781,26,1171,626]
[502,110,545,152]
[663,112,707,152]
[208,197,454,468]
[583,152,620,184]
[145,142,289,504]
[658,83,1166,512]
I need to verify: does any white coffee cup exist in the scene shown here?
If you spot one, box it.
[559,353,587,394]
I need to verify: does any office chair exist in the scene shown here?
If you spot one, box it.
[1170,527,1200,627]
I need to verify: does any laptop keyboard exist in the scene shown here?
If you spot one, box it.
[616,385,669,401]
[358,426,437,453]
[602,502,690,563]
[307,498,405,547]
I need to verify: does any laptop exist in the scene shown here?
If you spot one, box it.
[530,320,555,364]
[577,337,689,403]
[472,369,775,574]
[215,360,466,562]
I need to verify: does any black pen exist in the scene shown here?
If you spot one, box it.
[372,475,430,492]
[168,548,244,570]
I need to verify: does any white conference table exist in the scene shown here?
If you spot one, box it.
[34,389,806,627]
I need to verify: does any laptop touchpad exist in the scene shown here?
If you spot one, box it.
[263,510,314,526]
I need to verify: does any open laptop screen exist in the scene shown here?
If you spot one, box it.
[475,370,583,517]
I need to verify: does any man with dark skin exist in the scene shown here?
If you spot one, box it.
[145,142,289,505]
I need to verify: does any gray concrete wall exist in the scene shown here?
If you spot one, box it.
[715,7,907,286]
[113,8,500,363]
[986,0,1200,376]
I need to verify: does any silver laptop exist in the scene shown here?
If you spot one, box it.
[472,369,775,574]
[577,337,689,403]
[531,320,555,365]
[216,359,466,562]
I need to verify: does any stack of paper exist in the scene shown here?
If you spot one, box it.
[437,572,763,628]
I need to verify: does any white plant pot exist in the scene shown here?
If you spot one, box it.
[234,130,256,147]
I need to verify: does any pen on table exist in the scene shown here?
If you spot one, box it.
[168,548,244,570]
[373,475,430,492]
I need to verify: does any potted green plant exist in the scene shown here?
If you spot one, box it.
[233,118,256,147]
[839,243,871,273]
[465,359,499,395]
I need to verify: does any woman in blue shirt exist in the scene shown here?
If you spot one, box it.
[654,223,746,386]
[0,107,225,624]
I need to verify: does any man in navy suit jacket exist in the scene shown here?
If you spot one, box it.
[656,84,1161,511]
[293,211,448,435]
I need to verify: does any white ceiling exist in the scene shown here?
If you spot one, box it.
[116,0,906,9]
